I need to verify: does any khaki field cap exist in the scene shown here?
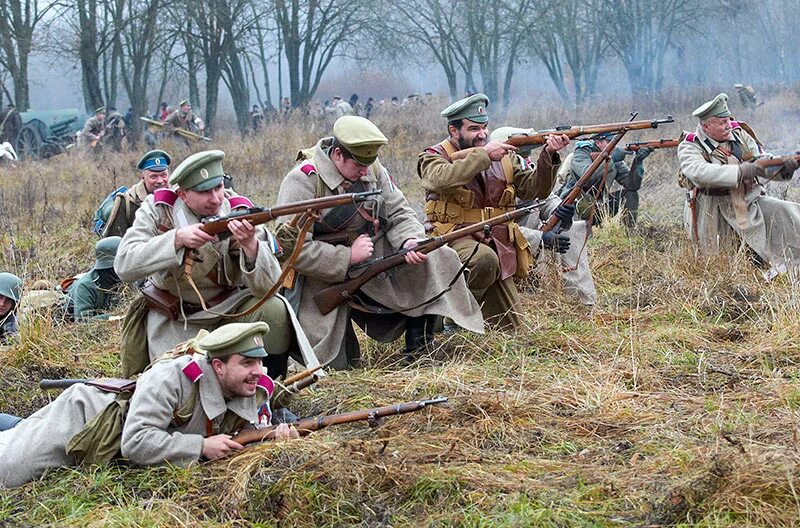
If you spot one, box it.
[333,116,388,165]
[692,93,732,120]
[95,236,122,270]
[137,149,171,172]
[169,150,225,191]
[179,99,189,107]
[0,272,22,303]
[199,322,270,359]
[95,106,106,114]
[441,93,490,123]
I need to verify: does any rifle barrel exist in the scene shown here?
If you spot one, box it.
[39,378,90,390]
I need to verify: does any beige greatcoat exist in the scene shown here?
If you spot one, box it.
[519,194,597,305]
[102,180,148,238]
[678,125,800,272]
[276,139,484,366]
[0,354,264,488]
[115,194,319,368]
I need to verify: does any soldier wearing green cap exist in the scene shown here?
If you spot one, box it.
[164,100,205,137]
[79,107,107,149]
[560,131,653,228]
[0,322,298,488]
[275,115,484,369]
[678,93,800,274]
[62,236,123,321]
[417,94,570,330]
[115,149,319,378]
[101,150,172,238]
[0,272,22,342]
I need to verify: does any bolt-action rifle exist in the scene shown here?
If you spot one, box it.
[625,138,680,151]
[232,397,448,445]
[312,200,546,316]
[449,116,675,161]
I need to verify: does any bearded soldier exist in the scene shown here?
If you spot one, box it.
[101,150,172,238]
[678,93,800,275]
[115,150,319,377]
[417,94,569,329]
[275,116,484,369]
[0,322,298,488]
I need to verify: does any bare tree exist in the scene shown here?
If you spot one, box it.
[601,0,699,95]
[0,0,58,109]
[273,0,370,108]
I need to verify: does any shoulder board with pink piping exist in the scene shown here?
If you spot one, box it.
[181,359,204,383]
[228,196,254,210]
[257,374,274,396]
[257,401,272,425]
[729,120,742,129]
[684,133,697,142]
[153,188,178,207]
[300,163,317,176]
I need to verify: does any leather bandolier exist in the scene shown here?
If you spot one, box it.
[313,179,386,246]
[423,140,532,280]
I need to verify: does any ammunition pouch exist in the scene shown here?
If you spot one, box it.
[141,282,239,320]
[509,222,533,279]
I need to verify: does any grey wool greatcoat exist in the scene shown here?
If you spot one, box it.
[115,191,319,368]
[0,354,268,488]
[276,138,484,365]
[678,124,800,275]
[518,194,597,306]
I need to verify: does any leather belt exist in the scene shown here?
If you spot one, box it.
[696,187,731,196]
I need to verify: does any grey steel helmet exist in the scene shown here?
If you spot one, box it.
[0,272,22,303]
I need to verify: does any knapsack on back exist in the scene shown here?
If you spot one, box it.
[92,186,129,235]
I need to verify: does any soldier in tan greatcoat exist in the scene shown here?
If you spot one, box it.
[678,93,800,277]
[79,107,106,149]
[0,322,298,488]
[417,94,570,329]
[275,116,484,369]
[115,150,319,378]
[164,100,205,136]
[101,150,172,238]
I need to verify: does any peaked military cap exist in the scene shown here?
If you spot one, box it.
[95,106,106,114]
[441,93,490,123]
[169,150,225,191]
[179,99,189,107]
[95,236,121,270]
[333,116,388,165]
[199,322,270,359]
[0,272,22,303]
[137,150,172,172]
[692,93,731,120]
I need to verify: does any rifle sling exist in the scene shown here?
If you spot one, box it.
[346,241,480,315]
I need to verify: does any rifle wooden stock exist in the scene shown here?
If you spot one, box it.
[755,154,800,169]
[541,128,628,233]
[283,361,329,385]
[625,138,680,151]
[312,201,544,316]
[200,190,382,236]
[231,397,448,446]
[449,115,674,161]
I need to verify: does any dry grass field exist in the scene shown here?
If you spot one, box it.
[2,85,800,527]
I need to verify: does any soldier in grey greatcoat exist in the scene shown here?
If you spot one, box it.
[276,116,484,369]
[0,322,297,488]
[115,150,319,377]
[678,93,800,277]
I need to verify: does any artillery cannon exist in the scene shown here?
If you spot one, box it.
[15,109,81,160]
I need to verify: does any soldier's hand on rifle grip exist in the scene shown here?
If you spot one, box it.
[228,219,259,260]
[483,141,517,161]
[738,162,765,192]
[542,231,571,253]
[403,238,429,265]
[778,157,800,180]
[634,147,654,162]
[554,203,575,231]
[273,423,300,441]
[544,134,570,154]
[349,234,374,265]
[175,224,218,250]
[201,434,244,460]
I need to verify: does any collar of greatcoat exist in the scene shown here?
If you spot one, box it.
[194,353,259,423]
[693,124,745,155]
[132,180,149,204]
[312,138,378,192]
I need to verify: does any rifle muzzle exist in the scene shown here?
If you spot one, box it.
[421,396,449,406]
[651,115,675,127]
